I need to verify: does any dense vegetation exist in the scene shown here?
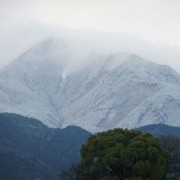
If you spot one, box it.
[1,113,180,180]
[0,113,90,180]
[62,128,170,180]
[138,124,180,179]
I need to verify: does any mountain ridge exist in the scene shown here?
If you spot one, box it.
[137,124,180,137]
[0,38,180,132]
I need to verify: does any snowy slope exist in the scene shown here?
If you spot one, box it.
[0,38,180,132]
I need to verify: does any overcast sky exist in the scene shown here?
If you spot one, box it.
[1,0,180,71]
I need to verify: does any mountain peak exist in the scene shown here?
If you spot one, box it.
[18,37,67,62]
[35,37,67,51]
[0,39,180,132]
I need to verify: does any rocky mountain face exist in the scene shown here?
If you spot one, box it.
[0,38,180,132]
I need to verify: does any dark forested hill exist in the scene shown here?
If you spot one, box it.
[138,124,180,179]
[137,124,180,137]
[0,113,90,180]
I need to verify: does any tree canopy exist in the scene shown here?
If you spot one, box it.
[71,128,170,180]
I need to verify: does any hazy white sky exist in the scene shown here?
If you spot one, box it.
[0,0,180,70]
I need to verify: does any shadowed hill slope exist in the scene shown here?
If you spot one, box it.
[0,113,90,180]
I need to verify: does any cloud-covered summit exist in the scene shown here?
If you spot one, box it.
[0,38,180,132]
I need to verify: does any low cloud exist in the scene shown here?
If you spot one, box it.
[1,26,180,73]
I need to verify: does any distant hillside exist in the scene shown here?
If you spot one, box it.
[137,124,180,137]
[0,113,90,180]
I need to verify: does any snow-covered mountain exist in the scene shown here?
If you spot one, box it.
[0,37,180,132]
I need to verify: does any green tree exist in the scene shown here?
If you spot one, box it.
[73,129,170,180]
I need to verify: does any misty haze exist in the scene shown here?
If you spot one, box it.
[0,0,180,179]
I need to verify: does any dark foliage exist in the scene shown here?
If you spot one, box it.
[138,124,180,180]
[159,136,180,180]
[0,113,90,180]
[64,128,170,180]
